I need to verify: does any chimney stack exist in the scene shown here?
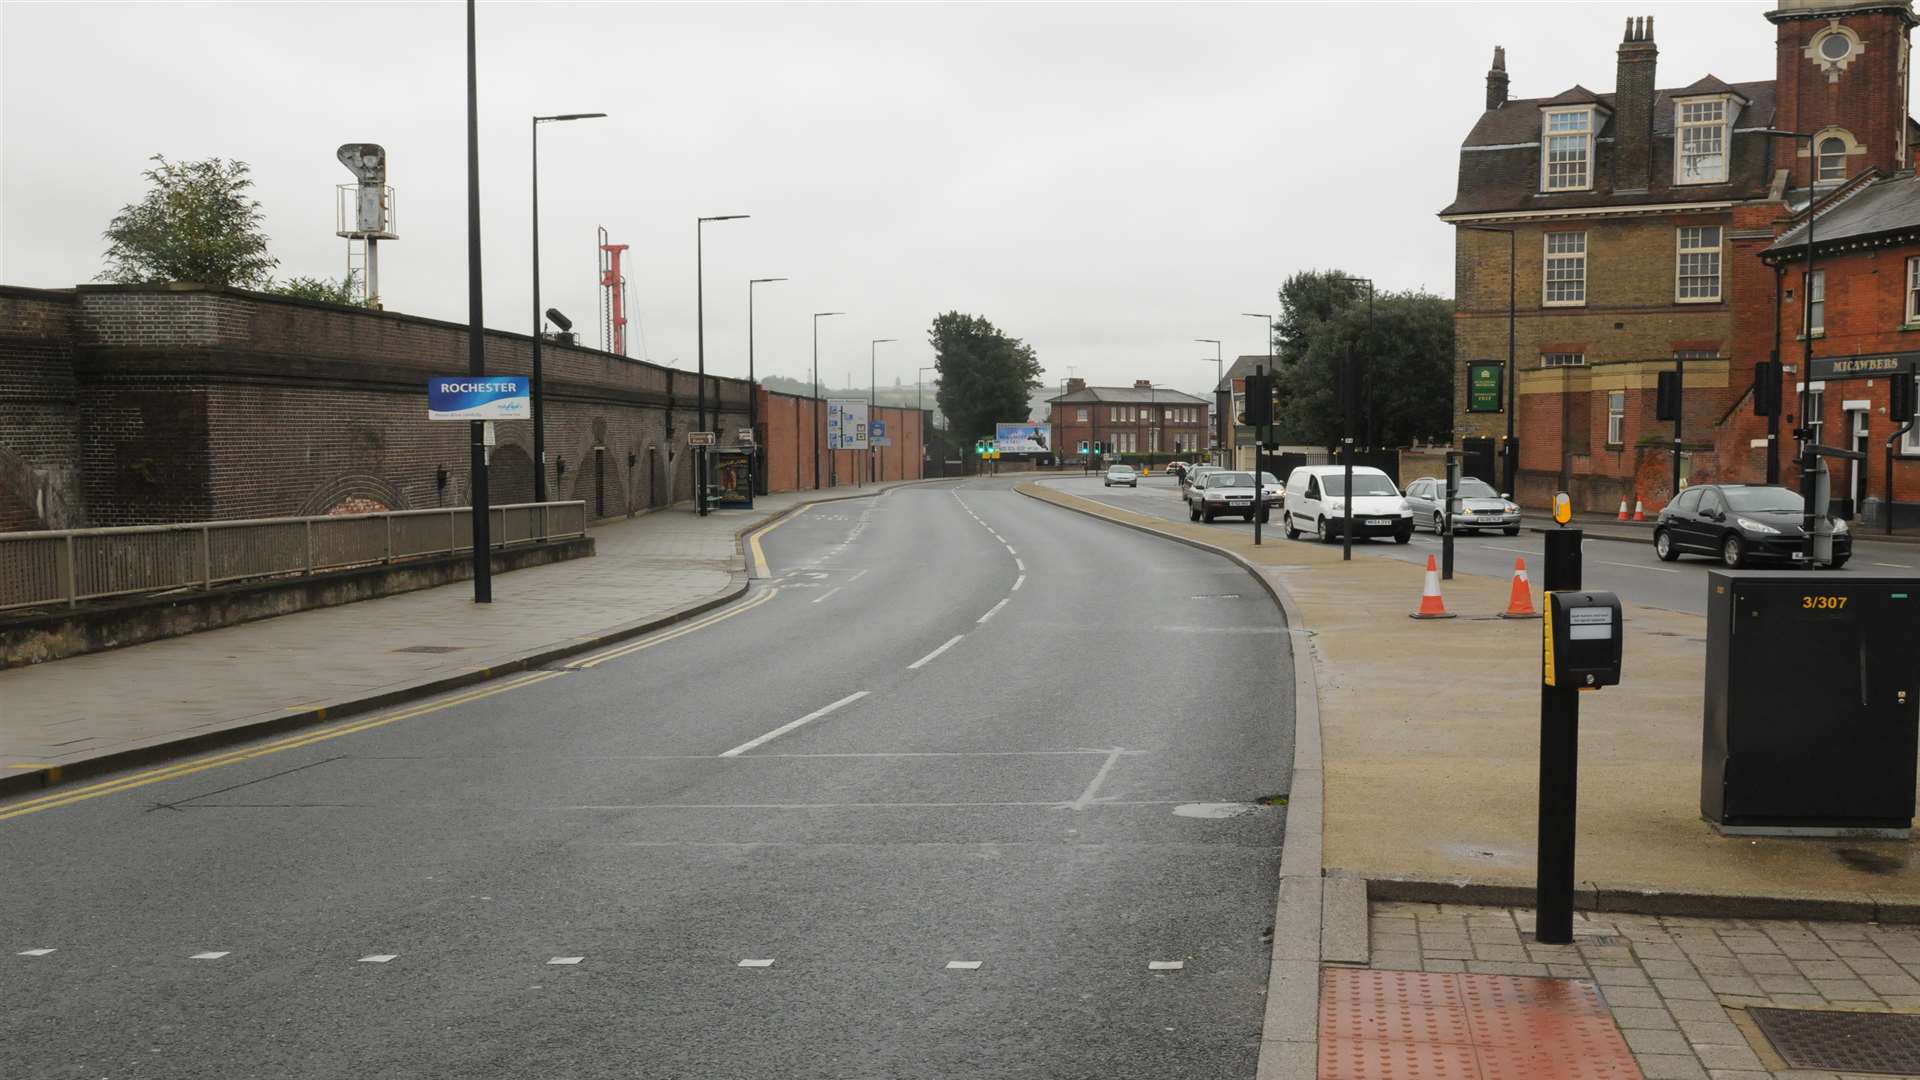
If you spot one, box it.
[1133,379,1153,389]
[1066,377,1086,393]
[1486,46,1509,110]
[1614,15,1658,192]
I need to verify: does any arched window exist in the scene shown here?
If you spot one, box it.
[1819,137,1848,181]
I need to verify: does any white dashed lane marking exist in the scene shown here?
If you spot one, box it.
[547,956,584,966]
[946,960,983,970]
[737,958,775,968]
[190,951,229,960]
[17,948,54,957]
[977,598,1010,623]
[908,634,965,670]
[357,954,398,963]
[719,691,871,757]
[1149,960,1184,970]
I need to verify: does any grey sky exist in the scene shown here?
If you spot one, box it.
[0,1,1844,406]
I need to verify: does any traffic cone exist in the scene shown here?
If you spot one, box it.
[1631,498,1646,522]
[1616,498,1629,521]
[1500,558,1541,619]
[1410,555,1456,620]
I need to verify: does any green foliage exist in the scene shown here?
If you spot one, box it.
[927,312,1042,442]
[99,155,278,287]
[264,273,365,306]
[1268,272,1455,449]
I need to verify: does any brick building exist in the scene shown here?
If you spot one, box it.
[1046,379,1210,463]
[1444,0,1920,513]
[0,283,924,531]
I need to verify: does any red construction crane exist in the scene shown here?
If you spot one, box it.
[597,226,630,356]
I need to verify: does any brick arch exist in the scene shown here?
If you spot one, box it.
[0,444,44,531]
[489,443,535,506]
[557,443,630,519]
[297,473,410,517]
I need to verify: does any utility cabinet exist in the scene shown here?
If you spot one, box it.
[1702,571,1920,836]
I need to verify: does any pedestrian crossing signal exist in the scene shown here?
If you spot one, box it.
[1078,440,1089,453]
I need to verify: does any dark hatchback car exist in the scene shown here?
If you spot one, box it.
[1653,484,1851,569]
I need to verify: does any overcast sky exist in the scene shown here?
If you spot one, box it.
[0,1,1864,404]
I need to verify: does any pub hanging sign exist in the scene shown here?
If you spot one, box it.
[1808,351,1920,381]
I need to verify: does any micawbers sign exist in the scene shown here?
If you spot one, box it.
[1808,351,1920,381]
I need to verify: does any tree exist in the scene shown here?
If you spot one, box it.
[99,155,277,288]
[927,312,1042,441]
[264,273,366,306]
[1273,269,1364,367]
[1269,286,1455,450]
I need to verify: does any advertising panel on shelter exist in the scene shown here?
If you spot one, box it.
[995,423,1051,454]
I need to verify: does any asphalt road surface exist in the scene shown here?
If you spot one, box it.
[1,478,1294,1080]
[1052,473,1920,616]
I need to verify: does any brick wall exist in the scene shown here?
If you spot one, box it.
[749,391,926,495]
[0,287,85,529]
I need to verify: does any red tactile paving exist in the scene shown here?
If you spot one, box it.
[1319,970,1644,1080]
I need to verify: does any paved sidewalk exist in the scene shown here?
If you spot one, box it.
[0,484,922,794]
[1353,899,1920,1079]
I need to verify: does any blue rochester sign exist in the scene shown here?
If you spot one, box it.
[427,376,530,420]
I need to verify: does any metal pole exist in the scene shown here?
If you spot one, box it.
[1505,232,1518,498]
[1672,357,1685,502]
[1803,149,1820,563]
[465,0,491,603]
[1769,266,1784,485]
[531,118,545,504]
[1535,526,1583,944]
[696,220,707,516]
[813,319,820,490]
[1252,366,1263,546]
[1443,452,1458,580]
[1891,421,1913,537]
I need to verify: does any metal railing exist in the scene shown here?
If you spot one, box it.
[0,501,587,613]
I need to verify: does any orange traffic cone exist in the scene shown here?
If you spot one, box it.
[1616,498,1629,521]
[1631,498,1646,522]
[1410,555,1456,620]
[1500,558,1541,619]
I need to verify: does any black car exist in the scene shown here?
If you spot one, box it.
[1653,484,1851,569]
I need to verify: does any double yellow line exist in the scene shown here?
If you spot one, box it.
[565,587,779,670]
[0,671,558,823]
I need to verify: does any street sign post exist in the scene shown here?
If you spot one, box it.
[738,428,755,445]
[688,431,716,446]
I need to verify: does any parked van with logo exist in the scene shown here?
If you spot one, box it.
[1281,465,1412,544]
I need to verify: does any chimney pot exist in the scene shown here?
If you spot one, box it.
[1486,44,1510,110]
[1614,14,1659,191]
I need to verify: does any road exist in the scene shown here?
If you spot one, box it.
[1051,473,1920,616]
[0,478,1294,1080]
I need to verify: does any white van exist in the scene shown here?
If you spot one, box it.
[1282,464,1412,544]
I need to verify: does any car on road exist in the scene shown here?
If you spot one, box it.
[1165,461,1188,479]
[1404,476,1522,536]
[1103,464,1139,488]
[1653,484,1851,569]
[1180,464,1217,495]
[1281,464,1412,544]
[1186,469,1270,523]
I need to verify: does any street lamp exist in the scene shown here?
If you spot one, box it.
[918,364,938,477]
[529,110,605,504]
[695,213,749,516]
[870,338,896,485]
[813,312,844,489]
[1242,314,1275,546]
[1460,226,1518,497]
[748,277,786,494]
[1761,128,1820,552]
[1196,338,1223,464]
[1332,279,1374,564]
[465,0,490,603]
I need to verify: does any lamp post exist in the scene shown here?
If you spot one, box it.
[464,0,490,603]
[1196,338,1223,465]
[869,338,896,484]
[1242,313,1275,546]
[748,277,786,494]
[1333,279,1376,562]
[1762,128,1820,555]
[695,214,749,516]
[1460,225,1518,497]
[813,312,844,489]
[918,364,938,477]
[529,111,605,504]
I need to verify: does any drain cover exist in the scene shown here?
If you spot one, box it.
[393,645,464,654]
[1751,1007,1920,1073]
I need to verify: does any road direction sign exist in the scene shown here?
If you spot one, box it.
[738,428,755,444]
[688,431,716,446]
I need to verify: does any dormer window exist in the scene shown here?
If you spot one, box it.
[1542,108,1593,191]
[1676,98,1729,184]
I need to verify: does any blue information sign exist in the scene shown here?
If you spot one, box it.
[427,376,530,420]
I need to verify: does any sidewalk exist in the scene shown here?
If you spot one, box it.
[1018,483,1920,911]
[0,483,920,796]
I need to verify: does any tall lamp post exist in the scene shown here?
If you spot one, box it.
[869,338,896,484]
[463,0,491,603]
[1196,338,1223,465]
[529,111,605,504]
[695,213,749,516]
[1242,314,1274,547]
[749,277,786,494]
[813,312,844,489]
[1333,279,1376,562]
[918,364,938,477]
[1761,129,1820,553]
[1460,225,1518,497]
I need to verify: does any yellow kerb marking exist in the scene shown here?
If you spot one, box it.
[566,587,779,670]
[747,504,810,579]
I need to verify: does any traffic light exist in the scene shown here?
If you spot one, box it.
[1656,370,1681,422]
[1091,441,1102,456]
[1753,360,1781,417]
[1892,373,1917,423]
[1077,440,1089,454]
[1244,372,1273,427]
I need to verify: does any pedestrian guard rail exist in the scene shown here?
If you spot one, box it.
[0,501,588,612]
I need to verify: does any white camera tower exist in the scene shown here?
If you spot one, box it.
[335,144,397,308]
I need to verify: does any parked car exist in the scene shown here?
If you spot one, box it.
[1165,461,1188,479]
[1257,470,1284,508]
[1404,476,1522,536]
[1103,464,1139,488]
[1186,470,1270,523]
[1653,484,1851,569]
[1281,464,1412,543]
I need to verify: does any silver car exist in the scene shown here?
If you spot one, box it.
[1404,476,1522,535]
[1103,464,1138,488]
[1186,470,1274,523]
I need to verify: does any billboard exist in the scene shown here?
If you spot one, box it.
[827,399,869,450]
[995,422,1051,454]
[1467,362,1504,413]
[427,376,530,420]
